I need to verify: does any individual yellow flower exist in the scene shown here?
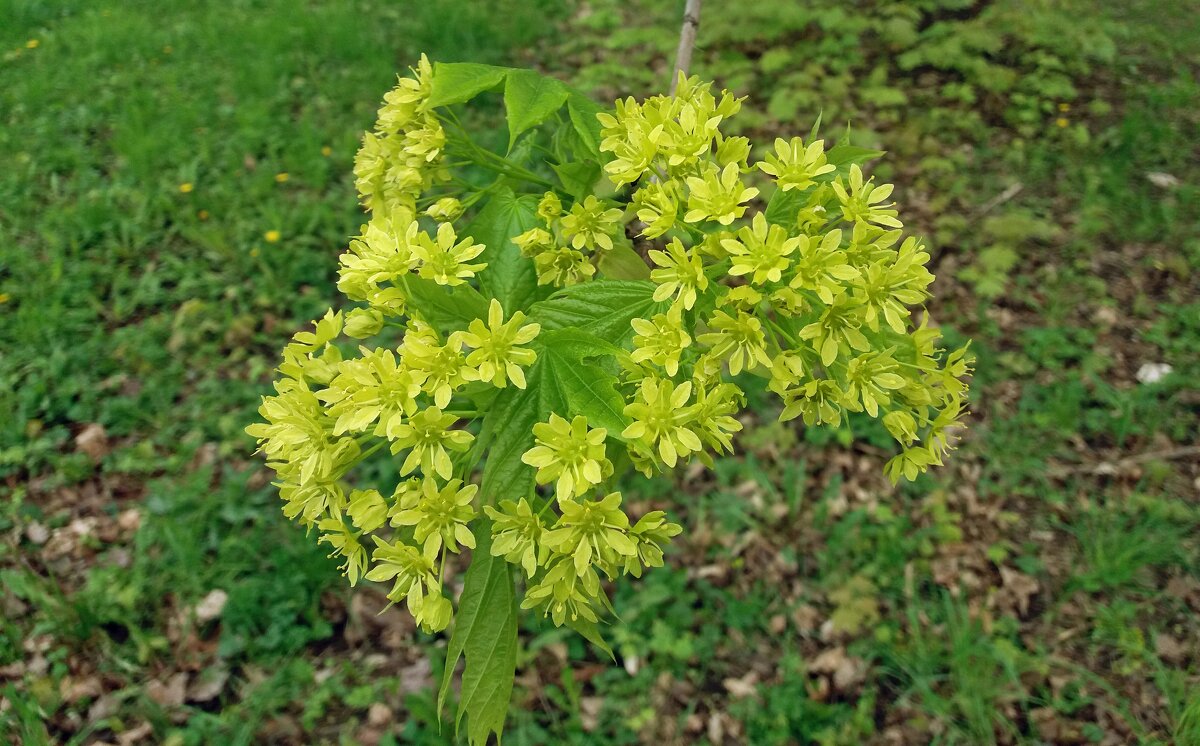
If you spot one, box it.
[521,414,613,501]
[388,407,474,479]
[338,206,419,300]
[690,380,744,455]
[722,212,800,285]
[321,145,333,157]
[843,352,907,417]
[757,136,834,191]
[412,222,486,286]
[789,229,859,305]
[485,498,547,577]
[630,306,691,376]
[534,246,595,287]
[798,295,871,366]
[275,172,290,183]
[622,510,683,577]
[541,491,637,577]
[345,488,388,533]
[198,209,209,220]
[683,162,758,225]
[622,378,702,468]
[514,227,554,258]
[390,478,478,561]
[537,191,562,222]
[1056,117,1069,128]
[26,39,39,49]
[364,536,443,627]
[317,348,425,437]
[264,230,281,243]
[178,182,194,194]
[317,517,368,585]
[779,378,845,427]
[459,300,540,389]
[648,238,708,310]
[522,556,601,626]
[832,165,901,228]
[560,195,623,251]
[424,196,463,222]
[399,321,478,408]
[632,181,679,238]
[696,309,772,375]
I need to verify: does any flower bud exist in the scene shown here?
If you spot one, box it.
[344,307,384,338]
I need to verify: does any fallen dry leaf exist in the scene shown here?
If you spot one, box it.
[1154,633,1186,664]
[75,423,110,463]
[194,589,228,624]
[722,671,759,699]
[146,672,188,708]
[186,666,229,703]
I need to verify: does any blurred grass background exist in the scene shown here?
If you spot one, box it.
[1,0,1197,744]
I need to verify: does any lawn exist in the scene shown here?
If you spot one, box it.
[2,0,1198,744]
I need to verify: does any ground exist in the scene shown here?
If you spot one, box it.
[1,0,1198,744]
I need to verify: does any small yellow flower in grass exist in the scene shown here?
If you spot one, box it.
[198,209,209,220]
[521,414,613,501]
[321,146,333,157]
[1058,102,1071,113]
[26,39,39,49]
[275,172,290,183]
[1056,118,1069,128]
[264,230,281,243]
[179,182,194,193]
[460,299,541,389]
[0,293,9,304]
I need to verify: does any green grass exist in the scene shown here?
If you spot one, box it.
[3,0,1199,743]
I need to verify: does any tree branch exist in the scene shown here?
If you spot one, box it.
[669,0,702,95]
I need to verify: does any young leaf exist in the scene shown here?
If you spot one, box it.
[597,242,651,281]
[504,69,569,150]
[426,62,508,109]
[567,93,606,159]
[405,275,490,334]
[536,328,630,436]
[466,187,542,313]
[478,364,543,505]
[551,160,602,201]
[438,520,518,746]
[528,280,664,347]
[826,144,885,167]
[763,186,804,229]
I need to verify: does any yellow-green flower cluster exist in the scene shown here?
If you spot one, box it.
[250,63,969,644]
[514,194,625,287]
[353,55,448,214]
[248,295,540,633]
[471,414,682,628]
[597,73,972,484]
